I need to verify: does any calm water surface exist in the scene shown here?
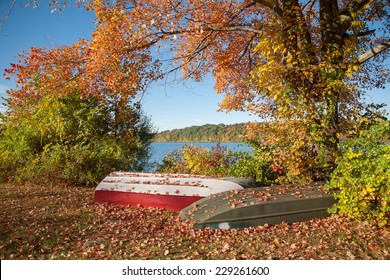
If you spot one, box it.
[148,142,251,168]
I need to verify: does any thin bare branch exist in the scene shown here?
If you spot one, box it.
[207,25,262,34]
[0,0,17,28]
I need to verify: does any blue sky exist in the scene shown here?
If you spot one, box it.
[0,1,259,131]
[1,1,389,132]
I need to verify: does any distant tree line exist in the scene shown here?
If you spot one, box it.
[154,123,247,142]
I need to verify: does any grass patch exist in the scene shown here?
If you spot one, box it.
[0,183,389,260]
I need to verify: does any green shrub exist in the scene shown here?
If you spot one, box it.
[0,93,154,186]
[227,152,278,185]
[157,144,235,176]
[157,143,279,184]
[325,120,390,227]
[156,149,188,174]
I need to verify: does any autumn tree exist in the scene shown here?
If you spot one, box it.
[2,38,156,185]
[5,0,390,181]
[69,0,388,181]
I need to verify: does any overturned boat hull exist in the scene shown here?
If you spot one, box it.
[94,172,244,211]
[180,182,335,229]
[94,190,203,212]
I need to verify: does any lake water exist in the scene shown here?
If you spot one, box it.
[148,142,251,168]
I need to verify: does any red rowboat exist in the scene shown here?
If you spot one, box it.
[94,172,244,211]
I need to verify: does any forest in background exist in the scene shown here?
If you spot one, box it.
[153,123,247,142]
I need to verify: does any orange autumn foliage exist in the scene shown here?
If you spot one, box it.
[7,0,390,181]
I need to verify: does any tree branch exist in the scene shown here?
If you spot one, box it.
[0,0,17,28]
[356,29,376,37]
[338,0,372,35]
[339,0,372,16]
[358,40,390,64]
[253,0,283,16]
[207,25,263,34]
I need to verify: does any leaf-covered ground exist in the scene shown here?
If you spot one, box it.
[0,183,389,260]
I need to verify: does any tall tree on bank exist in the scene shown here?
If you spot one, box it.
[8,0,390,180]
[87,0,389,181]
[3,39,156,185]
